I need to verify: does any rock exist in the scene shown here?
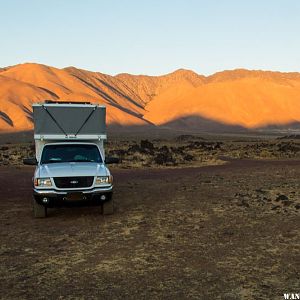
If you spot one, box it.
[140,139,154,150]
[170,147,184,155]
[277,142,300,153]
[223,229,234,236]
[276,194,289,201]
[183,154,194,161]
[237,199,249,208]
[255,188,267,194]
[271,205,280,210]
[154,152,175,165]
[109,149,127,157]
[159,145,169,154]
[128,144,141,153]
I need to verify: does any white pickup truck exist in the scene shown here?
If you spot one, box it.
[24,101,118,218]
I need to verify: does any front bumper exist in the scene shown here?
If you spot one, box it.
[33,186,113,207]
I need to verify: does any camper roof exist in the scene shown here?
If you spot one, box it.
[33,102,106,141]
[44,100,92,105]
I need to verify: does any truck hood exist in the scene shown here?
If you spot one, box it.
[38,162,109,178]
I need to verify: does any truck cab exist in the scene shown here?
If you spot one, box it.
[24,101,116,217]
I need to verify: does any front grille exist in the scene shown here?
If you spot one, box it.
[54,176,94,188]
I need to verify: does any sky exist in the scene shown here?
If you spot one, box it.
[1,0,300,75]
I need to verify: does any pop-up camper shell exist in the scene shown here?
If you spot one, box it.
[33,102,106,160]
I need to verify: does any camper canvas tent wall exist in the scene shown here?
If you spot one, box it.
[24,101,117,218]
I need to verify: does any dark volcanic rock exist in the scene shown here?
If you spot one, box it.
[187,141,222,151]
[170,146,185,155]
[154,150,175,165]
[128,144,142,153]
[140,139,154,150]
[140,140,155,155]
[108,149,127,159]
[183,154,194,161]
[277,142,300,153]
[159,145,170,154]
[276,194,289,202]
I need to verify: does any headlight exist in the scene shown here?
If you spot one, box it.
[34,178,52,187]
[95,175,113,185]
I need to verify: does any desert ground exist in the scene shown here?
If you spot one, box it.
[0,133,300,299]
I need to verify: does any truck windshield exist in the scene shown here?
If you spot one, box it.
[41,144,103,164]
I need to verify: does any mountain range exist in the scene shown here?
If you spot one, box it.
[1,63,300,133]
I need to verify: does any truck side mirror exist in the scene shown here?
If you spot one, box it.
[23,158,38,165]
[105,157,119,164]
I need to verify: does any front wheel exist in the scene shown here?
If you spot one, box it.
[102,198,114,215]
[33,198,47,218]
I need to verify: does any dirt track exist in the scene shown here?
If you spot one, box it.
[1,160,300,299]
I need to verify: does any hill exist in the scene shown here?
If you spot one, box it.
[0,63,300,132]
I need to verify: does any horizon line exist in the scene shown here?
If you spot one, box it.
[2,61,300,78]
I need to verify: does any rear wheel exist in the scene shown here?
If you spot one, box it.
[33,198,47,218]
[102,198,114,215]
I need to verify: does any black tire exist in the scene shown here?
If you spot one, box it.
[33,198,47,218]
[102,198,114,215]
